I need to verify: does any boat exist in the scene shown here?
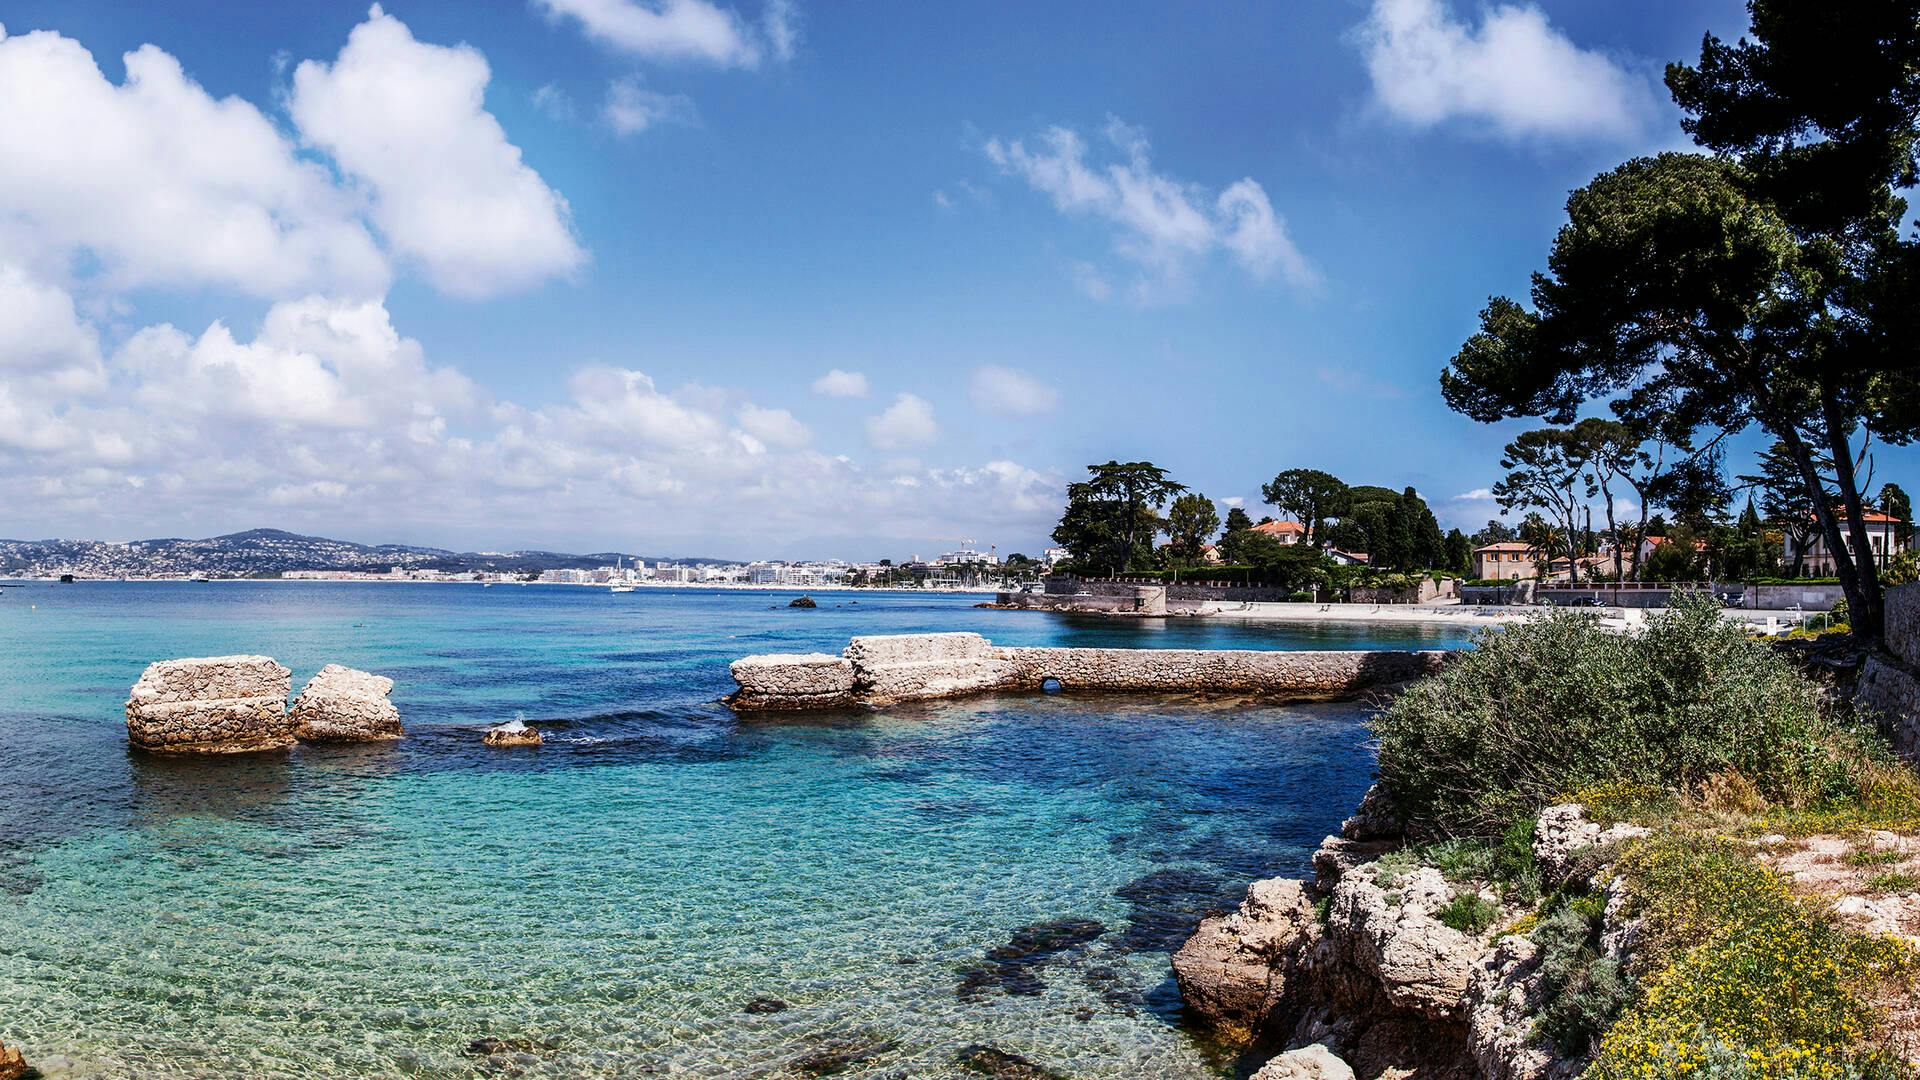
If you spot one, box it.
[610,584,636,593]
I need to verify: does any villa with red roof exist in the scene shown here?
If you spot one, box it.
[1787,510,1907,576]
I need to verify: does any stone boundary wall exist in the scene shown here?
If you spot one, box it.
[1043,575,1308,604]
[727,631,1450,711]
[1861,583,1920,759]
[1746,582,1846,612]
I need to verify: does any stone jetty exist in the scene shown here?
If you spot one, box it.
[125,655,298,753]
[126,657,403,752]
[291,664,404,742]
[727,632,1449,710]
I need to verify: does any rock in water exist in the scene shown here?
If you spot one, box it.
[1172,876,1318,1043]
[1252,1044,1355,1080]
[789,595,818,608]
[483,719,542,747]
[0,1041,26,1080]
[955,1044,1067,1079]
[742,997,788,1014]
[124,655,295,753]
[291,664,403,742]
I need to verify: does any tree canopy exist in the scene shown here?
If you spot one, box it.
[1051,461,1185,577]
[1437,3,1920,637]
[1260,468,1349,545]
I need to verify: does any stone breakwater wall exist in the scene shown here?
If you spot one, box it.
[727,631,1450,710]
[126,655,403,752]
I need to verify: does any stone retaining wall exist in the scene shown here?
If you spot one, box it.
[1860,583,1920,758]
[726,632,1449,711]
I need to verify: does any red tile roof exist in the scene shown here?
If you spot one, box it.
[1252,520,1306,537]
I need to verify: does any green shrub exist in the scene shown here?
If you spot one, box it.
[1371,598,1846,840]
[1435,892,1500,934]
[1530,902,1631,1057]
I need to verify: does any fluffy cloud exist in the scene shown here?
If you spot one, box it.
[533,0,794,67]
[602,75,699,135]
[0,25,387,297]
[811,368,869,398]
[866,393,938,451]
[985,117,1316,301]
[0,264,101,385]
[969,365,1060,417]
[1,292,1062,551]
[290,5,586,299]
[1357,0,1658,142]
[737,403,811,448]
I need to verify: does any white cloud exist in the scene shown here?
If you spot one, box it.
[0,24,387,297]
[1221,497,1245,507]
[1452,487,1495,501]
[601,75,698,135]
[533,0,792,68]
[762,0,800,62]
[290,5,586,299]
[811,368,869,398]
[1070,261,1113,301]
[532,82,575,121]
[1356,0,1658,142]
[737,403,811,448]
[0,264,101,383]
[985,117,1316,301]
[968,365,1060,416]
[866,393,938,451]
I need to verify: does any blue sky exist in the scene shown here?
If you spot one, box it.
[1,0,1910,560]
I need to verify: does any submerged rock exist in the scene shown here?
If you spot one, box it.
[291,664,403,742]
[0,1041,27,1080]
[124,654,296,753]
[789,1036,897,1076]
[954,1043,1067,1079]
[483,719,542,747]
[465,1036,541,1056]
[743,997,789,1014]
[1251,1043,1354,1080]
[958,918,1106,999]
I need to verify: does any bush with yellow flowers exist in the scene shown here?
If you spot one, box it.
[1585,834,1919,1079]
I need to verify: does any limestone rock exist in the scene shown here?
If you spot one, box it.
[1312,835,1396,892]
[483,719,542,747]
[1172,876,1319,1043]
[1251,1044,1354,1080]
[0,1042,25,1080]
[1464,936,1583,1080]
[1532,805,1649,885]
[1326,863,1486,1020]
[291,664,403,742]
[1340,784,1400,841]
[728,653,857,709]
[124,655,295,753]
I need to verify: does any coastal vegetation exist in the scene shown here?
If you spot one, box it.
[1438,0,1920,639]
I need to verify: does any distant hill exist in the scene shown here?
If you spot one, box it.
[0,528,729,578]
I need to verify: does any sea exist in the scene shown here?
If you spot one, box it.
[0,582,1478,1079]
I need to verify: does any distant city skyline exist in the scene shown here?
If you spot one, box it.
[2,1,1915,559]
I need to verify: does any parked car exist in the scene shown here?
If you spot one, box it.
[1716,590,1744,607]
[1566,595,1605,607]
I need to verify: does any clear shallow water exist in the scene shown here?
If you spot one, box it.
[0,583,1474,1079]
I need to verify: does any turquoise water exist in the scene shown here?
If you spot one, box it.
[0,583,1474,1079]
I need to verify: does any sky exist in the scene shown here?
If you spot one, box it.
[1,0,1913,560]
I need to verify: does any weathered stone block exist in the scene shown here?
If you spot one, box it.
[125,655,295,753]
[844,632,991,668]
[858,657,1019,703]
[1886,583,1920,670]
[730,653,856,697]
[291,664,403,742]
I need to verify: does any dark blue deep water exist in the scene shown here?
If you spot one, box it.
[0,582,1474,1079]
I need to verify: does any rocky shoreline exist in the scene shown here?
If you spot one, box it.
[1172,791,1644,1080]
